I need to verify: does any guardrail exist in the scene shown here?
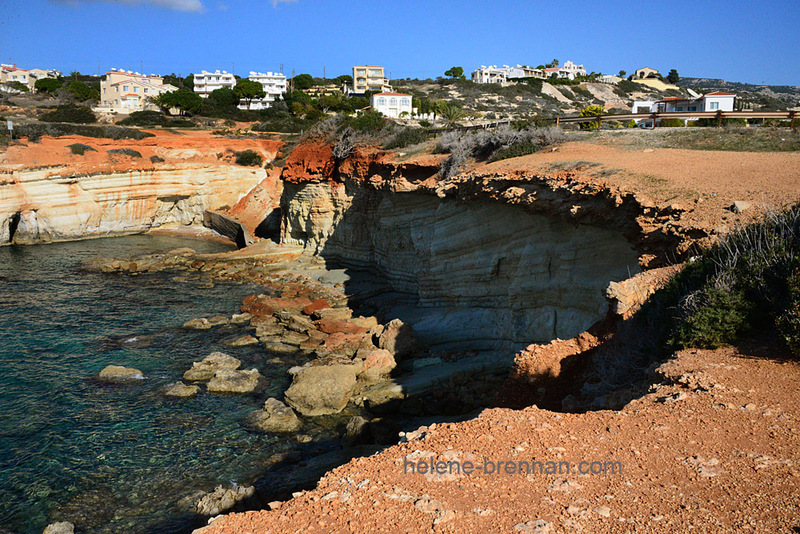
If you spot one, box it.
[555,109,798,128]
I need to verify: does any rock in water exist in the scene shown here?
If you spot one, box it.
[43,522,74,534]
[183,352,241,381]
[182,318,211,330]
[195,485,255,516]
[206,369,263,394]
[164,382,199,398]
[245,398,301,433]
[284,363,361,416]
[97,365,145,383]
[227,335,259,347]
[378,319,418,359]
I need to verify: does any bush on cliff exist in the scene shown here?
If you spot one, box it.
[68,143,96,155]
[234,149,263,167]
[40,104,97,124]
[668,205,800,355]
[108,148,142,158]
[15,123,154,142]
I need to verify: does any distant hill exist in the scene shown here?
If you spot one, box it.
[678,77,800,110]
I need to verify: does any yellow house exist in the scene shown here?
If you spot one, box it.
[633,67,660,80]
[0,64,60,92]
[97,70,177,114]
[348,66,392,95]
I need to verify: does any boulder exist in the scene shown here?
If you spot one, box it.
[207,369,263,394]
[279,330,310,347]
[316,319,368,335]
[285,363,361,416]
[264,342,299,355]
[195,484,255,516]
[227,335,259,347]
[312,307,353,321]
[316,332,371,358]
[733,200,752,213]
[97,365,145,383]
[378,319,418,359]
[43,522,74,534]
[245,398,302,433]
[182,318,211,330]
[359,349,397,382]
[342,415,371,447]
[285,314,316,334]
[207,316,230,327]
[230,313,252,325]
[164,382,199,398]
[183,352,241,381]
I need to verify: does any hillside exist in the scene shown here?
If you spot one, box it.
[678,77,800,110]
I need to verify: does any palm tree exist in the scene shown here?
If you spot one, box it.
[439,103,468,127]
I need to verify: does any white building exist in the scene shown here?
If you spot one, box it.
[193,70,236,97]
[597,75,622,85]
[633,92,736,114]
[96,70,177,114]
[239,71,287,110]
[371,92,412,118]
[543,60,587,80]
[1,64,61,92]
[471,64,544,84]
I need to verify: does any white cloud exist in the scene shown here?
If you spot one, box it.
[271,0,298,7]
[52,0,206,13]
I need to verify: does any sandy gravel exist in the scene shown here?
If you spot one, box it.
[198,347,800,533]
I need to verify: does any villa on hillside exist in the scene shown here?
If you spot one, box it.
[239,71,287,110]
[471,65,545,84]
[193,70,236,97]
[96,70,177,114]
[370,92,412,118]
[1,64,61,92]
[345,66,392,95]
[633,67,660,79]
[542,60,586,80]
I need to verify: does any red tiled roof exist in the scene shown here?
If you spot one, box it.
[373,92,411,96]
[706,91,735,96]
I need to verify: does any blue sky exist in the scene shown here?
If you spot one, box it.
[0,0,798,85]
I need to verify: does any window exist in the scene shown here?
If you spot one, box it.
[676,106,683,112]
[134,87,139,93]
[709,101,719,110]
[144,88,149,94]
[377,98,386,106]
[689,106,697,112]
[390,98,397,106]
[401,98,410,106]
[123,85,129,92]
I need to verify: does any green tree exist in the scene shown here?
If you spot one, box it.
[444,66,465,79]
[4,81,29,92]
[34,78,62,94]
[334,74,352,86]
[546,59,560,68]
[209,87,239,108]
[292,73,314,90]
[579,104,604,129]
[234,79,266,110]
[666,69,680,84]
[618,70,626,77]
[151,89,202,115]
[66,80,99,101]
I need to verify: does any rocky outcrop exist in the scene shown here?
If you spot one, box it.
[184,352,241,381]
[245,398,302,433]
[206,369,263,394]
[284,363,362,416]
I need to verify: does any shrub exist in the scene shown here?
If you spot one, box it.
[4,81,29,92]
[694,117,748,127]
[35,78,63,94]
[573,86,593,99]
[418,119,431,128]
[234,149,263,166]
[626,120,637,128]
[383,127,429,149]
[118,111,168,126]
[68,143,96,155]
[558,87,576,100]
[14,123,153,142]
[40,104,97,124]
[150,155,165,163]
[108,148,142,158]
[350,110,387,134]
[578,104,604,129]
[669,205,800,356]
[659,118,686,127]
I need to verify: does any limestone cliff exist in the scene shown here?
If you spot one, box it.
[279,144,642,352]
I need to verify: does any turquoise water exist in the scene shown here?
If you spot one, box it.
[0,236,330,533]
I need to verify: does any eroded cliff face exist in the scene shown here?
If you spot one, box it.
[0,165,264,245]
[0,132,282,245]
[280,145,641,352]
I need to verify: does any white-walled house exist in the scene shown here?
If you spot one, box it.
[193,70,236,97]
[1,64,61,91]
[471,64,544,84]
[371,92,412,118]
[97,70,177,114]
[543,60,586,80]
[633,92,736,114]
[239,71,287,110]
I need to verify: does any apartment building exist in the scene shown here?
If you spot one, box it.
[97,70,177,114]
[238,71,287,110]
[193,69,236,97]
[543,60,587,80]
[347,66,392,95]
